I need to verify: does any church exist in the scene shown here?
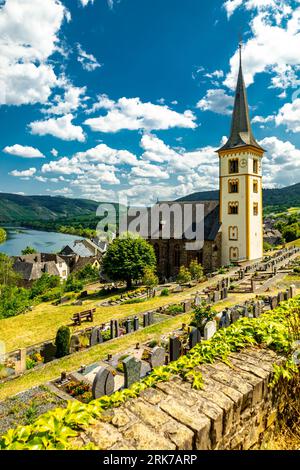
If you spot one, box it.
[147,46,264,278]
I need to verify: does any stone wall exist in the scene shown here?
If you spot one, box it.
[77,347,285,450]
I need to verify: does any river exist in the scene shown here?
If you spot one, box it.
[0,227,85,256]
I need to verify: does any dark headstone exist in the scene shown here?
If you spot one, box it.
[41,342,56,363]
[189,327,201,349]
[150,347,166,369]
[290,285,296,298]
[213,291,220,303]
[219,311,230,328]
[90,327,100,347]
[148,311,155,325]
[143,312,149,328]
[125,319,132,334]
[183,300,192,313]
[169,336,182,362]
[231,309,241,323]
[92,367,115,399]
[70,335,80,353]
[133,316,139,331]
[123,356,142,388]
[110,319,115,339]
[277,291,284,304]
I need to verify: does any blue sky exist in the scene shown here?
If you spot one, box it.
[0,0,300,204]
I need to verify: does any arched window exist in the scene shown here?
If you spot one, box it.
[229,159,239,174]
[229,226,239,241]
[174,245,181,268]
[228,202,239,215]
[229,247,239,261]
[228,179,239,193]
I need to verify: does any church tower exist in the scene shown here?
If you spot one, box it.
[217,44,264,266]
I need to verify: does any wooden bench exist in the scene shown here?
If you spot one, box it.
[71,308,96,326]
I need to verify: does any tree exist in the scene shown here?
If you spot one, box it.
[176,266,192,284]
[142,266,159,297]
[30,273,61,299]
[55,326,71,358]
[0,253,20,287]
[21,246,37,255]
[64,275,84,293]
[189,260,204,281]
[75,264,100,282]
[102,233,157,288]
[0,285,30,319]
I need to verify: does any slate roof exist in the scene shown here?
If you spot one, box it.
[59,239,104,258]
[218,46,264,153]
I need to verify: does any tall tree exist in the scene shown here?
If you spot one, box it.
[102,234,156,288]
[0,253,20,287]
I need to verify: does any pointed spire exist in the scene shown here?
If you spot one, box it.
[218,43,263,152]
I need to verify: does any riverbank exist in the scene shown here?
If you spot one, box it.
[0,228,6,244]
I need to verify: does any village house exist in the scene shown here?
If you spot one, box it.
[13,253,69,287]
[59,239,104,274]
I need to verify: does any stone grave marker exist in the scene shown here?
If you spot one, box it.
[204,321,217,340]
[189,327,201,349]
[90,327,100,347]
[143,312,149,328]
[194,295,201,306]
[41,342,56,363]
[169,336,182,362]
[148,311,155,325]
[110,319,115,339]
[213,291,220,303]
[150,347,166,369]
[92,367,115,399]
[125,319,132,334]
[219,311,231,328]
[123,356,142,388]
[70,335,80,353]
[133,316,139,331]
[183,300,192,313]
[277,291,284,304]
[231,309,241,323]
[270,296,278,310]
[290,285,296,298]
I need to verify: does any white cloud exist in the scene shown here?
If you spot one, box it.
[29,114,86,142]
[51,148,58,157]
[3,144,45,158]
[10,168,37,177]
[259,136,300,186]
[43,84,87,115]
[77,44,102,72]
[46,187,73,195]
[224,5,300,90]
[197,89,234,115]
[84,96,197,133]
[0,0,69,105]
[275,98,300,133]
[80,0,94,6]
[224,0,291,18]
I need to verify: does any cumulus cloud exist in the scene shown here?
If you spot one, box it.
[84,96,197,133]
[197,89,234,115]
[43,84,87,115]
[224,4,300,90]
[3,144,45,158]
[77,44,102,72]
[29,114,86,142]
[10,168,37,177]
[275,98,300,133]
[0,0,69,105]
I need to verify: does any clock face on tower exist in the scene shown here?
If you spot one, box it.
[240,159,247,168]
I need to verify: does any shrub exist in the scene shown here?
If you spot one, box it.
[189,260,204,281]
[26,357,36,370]
[166,304,184,315]
[176,266,192,284]
[160,288,170,297]
[123,298,146,305]
[55,326,70,358]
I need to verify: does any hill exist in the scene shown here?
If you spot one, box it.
[177,183,300,211]
[0,193,99,223]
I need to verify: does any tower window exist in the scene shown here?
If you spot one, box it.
[229,226,239,241]
[228,202,239,215]
[229,159,239,174]
[253,203,259,216]
[253,180,258,193]
[228,179,239,193]
[230,247,239,261]
[253,159,258,174]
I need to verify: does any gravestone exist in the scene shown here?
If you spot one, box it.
[110,320,115,339]
[231,309,241,323]
[92,367,115,399]
[183,300,192,313]
[213,291,220,303]
[41,342,56,363]
[219,311,231,328]
[143,313,149,328]
[270,296,278,310]
[148,311,155,325]
[70,335,80,353]
[223,288,228,299]
[123,356,142,388]
[150,347,166,369]
[169,336,182,362]
[189,327,201,349]
[278,291,285,304]
[125,319,132,334]
[290,285,296,298]
[204,321,217,340]
[90,327,100,347]
[194,295,201,306]
[133,316,139,331]
[115,320,120,337]
[253,303,260,318]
